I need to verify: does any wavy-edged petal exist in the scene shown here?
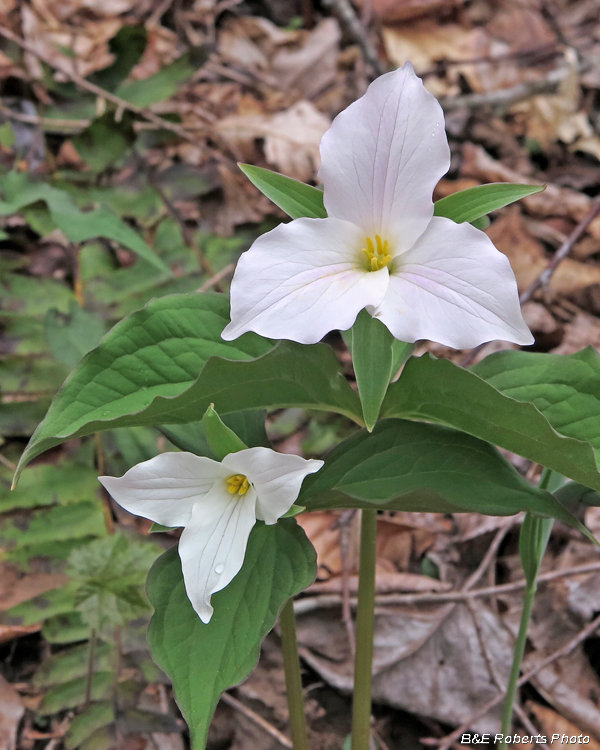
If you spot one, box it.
[318,62,450,251]
[222,217,389,344]
[99,452,229,528]
[373,216,534,349]
[178,484,257,623]
[223,447,323,524]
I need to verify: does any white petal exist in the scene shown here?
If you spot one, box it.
[178,484,257,623]
[99,452,229,528]
[222,217,389,344]
[373,217,534,349]
[223,447,323,524]
[318,62,450,251]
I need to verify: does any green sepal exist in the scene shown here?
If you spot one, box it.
[433,183,545,225]
[238,164,327,219]
[149,523,177,533]
[202,404,248,460]
[146,519,317,749]
[281,504,305,518]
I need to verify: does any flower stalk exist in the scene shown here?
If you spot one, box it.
[280,598,310,750]
[501,468,553,746]
[351,508,378,750]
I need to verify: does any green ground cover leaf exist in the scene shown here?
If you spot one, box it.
[381,350,600,490]
[147,519,316,749]
[0,502,106,550]
[16,295,361,479]
[0,171,167,271]
[433,183,545,224]
[0,463,100,512]
[44,301,106,367]
[298,420,590,532]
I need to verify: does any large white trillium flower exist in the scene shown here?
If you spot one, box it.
[99,448,323,623]
[222,63,533,349]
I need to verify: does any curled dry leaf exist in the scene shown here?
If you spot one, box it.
[217,101,330,182]
[297,601,512,732]
[218,17,341,102]
[486,210,600,294]
[462,144,600,240]
[21,4,121,80]
[528,705,600,750]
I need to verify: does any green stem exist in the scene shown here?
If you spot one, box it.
[500,468,553,746]
[500,578,536,744]
[351,508,378,750]
[280,598,309,750]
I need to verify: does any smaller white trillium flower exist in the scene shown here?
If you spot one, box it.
[222,63,533,350]
[99,448,323,623]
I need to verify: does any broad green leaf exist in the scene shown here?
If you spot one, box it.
[239,164,327,219]
[147,519,317,749]
[15,293,271,478]
[346,310,413,431]
[0,171,168,271]
[381,350,600,491]
[299,420,591,532]
[16,295,361,480]
[433,183,545,224]
[202,405,247,459]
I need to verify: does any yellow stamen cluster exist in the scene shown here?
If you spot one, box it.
[362,234,392,272]
[226,474,250,496]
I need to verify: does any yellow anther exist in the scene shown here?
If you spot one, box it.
[226,474,250,496]
[361,234,392,272]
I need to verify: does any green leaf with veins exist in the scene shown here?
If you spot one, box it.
[147,519,316,749]
[15,294,361,481]
[381,349,600,490]
[298,420,596,540]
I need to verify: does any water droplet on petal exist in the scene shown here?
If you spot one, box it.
[431,132,435,138]
[435,122,440,127]
[215,563,225,575]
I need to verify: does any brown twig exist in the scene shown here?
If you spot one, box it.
[319,0,384,76]
[427,611,600,750]
[466,601,550,750]
[294,559,600,614]
[0,25,197,142]
[220,692,293,749]
[439,66,569,112]
[197,262,235,292]
[520,193,600,303]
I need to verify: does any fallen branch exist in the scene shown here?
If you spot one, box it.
[320,0,384,76]
[520,193,600,303]
[220,692,293,749]
[0,25,199,142]
[294,559,600,613]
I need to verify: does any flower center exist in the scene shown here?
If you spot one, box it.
[226,474,250,496]
[361,234,392,272]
